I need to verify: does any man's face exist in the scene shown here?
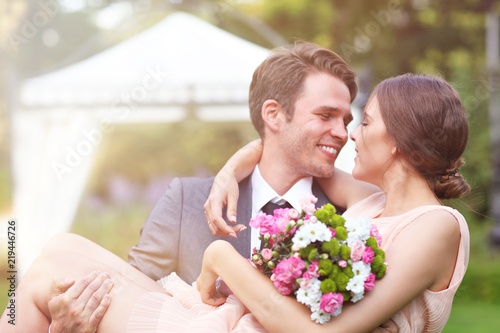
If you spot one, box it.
[280,72,352,178]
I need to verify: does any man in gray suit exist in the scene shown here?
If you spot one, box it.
[127,41,357,284]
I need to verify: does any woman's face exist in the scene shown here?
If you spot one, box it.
[350,96,396,186]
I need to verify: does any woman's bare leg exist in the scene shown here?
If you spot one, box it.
[0,233,166,332]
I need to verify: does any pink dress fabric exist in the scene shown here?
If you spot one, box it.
[127,192,469,332]
[342,192,470,332]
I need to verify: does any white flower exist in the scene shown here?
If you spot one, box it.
[292,222,332,249]
[291,231,311,248]
[352,261,371,278]
[332,305,343,317]
[346,274,365,294]
[296,287,311,305]
[345,217,372,246]
[311,310,332,325]
[296,278,322,307]
[351,291,365,303]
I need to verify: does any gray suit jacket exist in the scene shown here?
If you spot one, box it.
[128,176,332,284]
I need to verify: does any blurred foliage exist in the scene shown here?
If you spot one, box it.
[86,121,257,197]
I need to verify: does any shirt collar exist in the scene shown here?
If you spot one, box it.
[251,164,313,215]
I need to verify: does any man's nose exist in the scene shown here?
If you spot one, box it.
[330,121,348,143]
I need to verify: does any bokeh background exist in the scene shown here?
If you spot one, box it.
[1,0,500,331]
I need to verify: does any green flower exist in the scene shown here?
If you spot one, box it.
[299,244,316,259]
[308,248,319,262]
[339,244,351,260]
[334,272,350,291]
[314,204,337,226]
[371,255,387,278]
[330,215,346,228]
[366,236,378,249]
[320,278,337,294]
[343,266,354,278]
[321,238,340,257]
[318,259,334,276]
[329,265,341,279]
[373,248,385,261]
[335,226,348,241]
[376,263,387,279]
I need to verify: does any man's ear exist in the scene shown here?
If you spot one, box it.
[261,99,281,132]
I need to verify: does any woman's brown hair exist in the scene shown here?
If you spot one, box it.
[374,73,470,199]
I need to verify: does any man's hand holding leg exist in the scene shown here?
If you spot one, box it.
[48,271,113,333]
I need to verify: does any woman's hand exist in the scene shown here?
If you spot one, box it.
[204,139,263,238]
[196,241,229,306]
[204,166,245,238]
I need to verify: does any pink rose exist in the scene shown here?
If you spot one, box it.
[274,208,292,234]
[370,224,383,247]
[274,208,291,221]
[330,228,336,238]
[306,261,320,278]
[249,214,273,231]
[320,293,343,314]
[364,273,376,291]
[300,276,311,289]
[350,241,364,262]
[363,247,375,264]
[261,248,273,261]
[300,194,318,215]
[273,280,293,295]
[338,260,347,268]
[288,209,299,220]
[273,257,305,284]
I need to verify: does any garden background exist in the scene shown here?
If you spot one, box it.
[1,1,499,331]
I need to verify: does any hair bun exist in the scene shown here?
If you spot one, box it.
[434,159,470,199]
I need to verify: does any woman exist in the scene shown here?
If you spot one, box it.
[205,73,470,332]
[0,73,470,332]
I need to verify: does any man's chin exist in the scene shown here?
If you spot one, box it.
[311,167,335,179]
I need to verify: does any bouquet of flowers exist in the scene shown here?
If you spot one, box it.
[249,195,387,324]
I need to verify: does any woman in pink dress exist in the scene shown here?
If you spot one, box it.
[0,73,469,333]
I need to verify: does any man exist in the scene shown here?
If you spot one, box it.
[126,41,357,284]
[48,42,397,333]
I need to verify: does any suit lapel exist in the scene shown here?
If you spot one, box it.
[236,176,252,252]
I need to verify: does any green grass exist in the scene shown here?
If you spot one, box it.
[444,300,500,333]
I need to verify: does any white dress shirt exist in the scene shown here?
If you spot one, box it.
[250,164,313,253]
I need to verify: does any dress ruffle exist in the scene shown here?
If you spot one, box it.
[127,273,268,332]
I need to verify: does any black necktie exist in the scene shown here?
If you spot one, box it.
[261,200,292,215]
